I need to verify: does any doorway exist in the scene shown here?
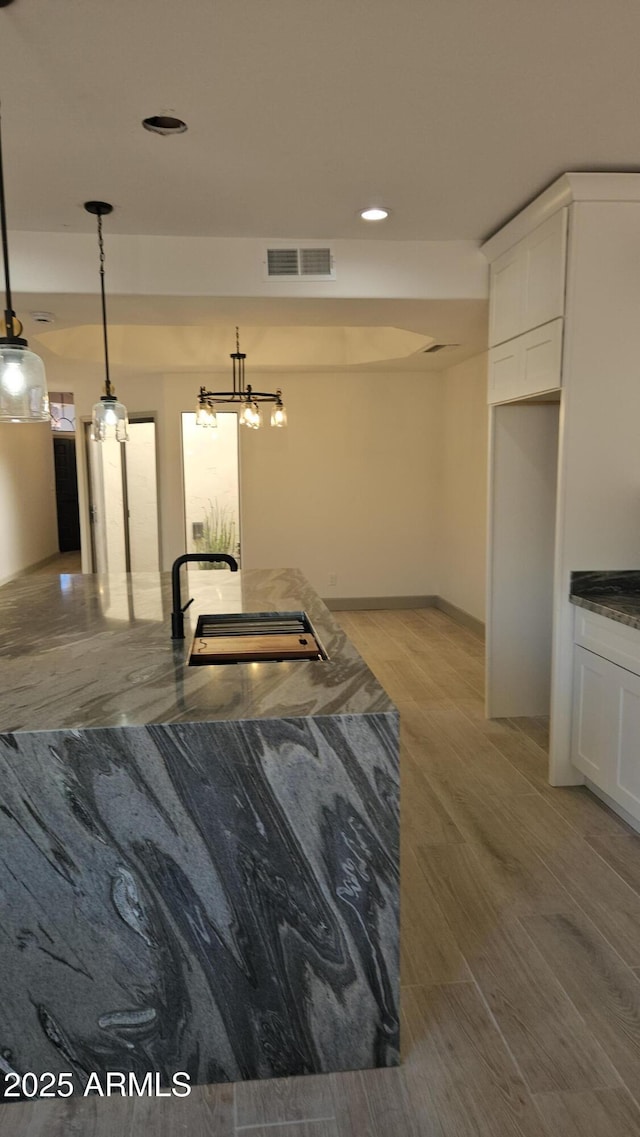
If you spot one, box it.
[85,416,160,573]
[53,436,81,552]
[181,411,241,566]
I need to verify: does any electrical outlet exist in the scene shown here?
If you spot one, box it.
[328,572,337,587]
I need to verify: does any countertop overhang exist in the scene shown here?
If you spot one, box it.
[0,567,394,733]
[570,570,640,631]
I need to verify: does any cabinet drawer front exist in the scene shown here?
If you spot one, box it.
[574,606,640,673]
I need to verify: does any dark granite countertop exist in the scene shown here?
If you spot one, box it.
[570,570,640,630]
[0,567,394,733]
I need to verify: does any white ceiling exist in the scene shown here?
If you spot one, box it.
[3,0,640,241]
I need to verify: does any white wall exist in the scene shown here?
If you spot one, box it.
[9,231,487,300]
[438,352,488,621]
[0,422,58,583]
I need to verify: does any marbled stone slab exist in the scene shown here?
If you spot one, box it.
[0,569,394,733]
[570,570,640,629]
[0,712,399,1092]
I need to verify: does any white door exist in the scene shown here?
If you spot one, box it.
[86,417,160,573]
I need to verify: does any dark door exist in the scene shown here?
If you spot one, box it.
[53,437,81,552]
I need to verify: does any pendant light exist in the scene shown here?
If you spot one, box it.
[85,201,129,442]
[0,104,49,423]
[195,327,287,431]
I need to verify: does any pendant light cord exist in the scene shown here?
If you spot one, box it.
[96,211,112,398]
[0,104,15,332]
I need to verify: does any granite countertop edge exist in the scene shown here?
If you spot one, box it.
[570,570,640,630]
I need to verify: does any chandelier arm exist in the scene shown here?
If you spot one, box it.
[201,390,281,402]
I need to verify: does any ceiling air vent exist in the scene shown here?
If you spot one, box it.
[265,246,335,281]
[422,343,460,354]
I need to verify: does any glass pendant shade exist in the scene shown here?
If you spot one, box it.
[271,397,287,428]
[91,395,129,442]
[240,399,261,429]
[0,344,50,422]
[195,399,217,429]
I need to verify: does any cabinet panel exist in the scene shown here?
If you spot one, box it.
[488,318,563,404]
[524,209,567,333]
[571,641,640,821]
[489,246,525,347]
[487,340,520,403]
[614,671,640,813]
[488,208,567,347]
[572,646,612,785]
[520,319,563,394]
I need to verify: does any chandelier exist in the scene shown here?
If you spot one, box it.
[85,201,129,442]
[196,327,287,431]
[0,103,50,423]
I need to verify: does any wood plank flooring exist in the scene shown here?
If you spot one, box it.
[3,606,640,1136]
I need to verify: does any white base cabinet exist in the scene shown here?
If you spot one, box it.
[572,615,640,821]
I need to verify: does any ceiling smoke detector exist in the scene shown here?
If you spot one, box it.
[30,311,56,325]
[142,115,188,136]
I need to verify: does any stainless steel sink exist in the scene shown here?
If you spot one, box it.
[188,610,329,666]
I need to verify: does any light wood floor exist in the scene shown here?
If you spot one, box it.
[3,607,640,1136]
[19,550,82,578]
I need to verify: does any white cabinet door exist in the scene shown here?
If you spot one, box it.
[489,208,568,347]
[572,646,613,786]
[572,644,640,821]
[490,245,525,347]
[612,667,640,817]
[523,209,568,333]
[488,318,563,404]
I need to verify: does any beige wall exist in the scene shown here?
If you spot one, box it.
[0,422,58,583]
[438,352,488,622]
[26,352,488,614]
[239,370,442,598]
[160,368,443,599]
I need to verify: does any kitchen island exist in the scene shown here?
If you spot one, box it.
[0,568,399,1092]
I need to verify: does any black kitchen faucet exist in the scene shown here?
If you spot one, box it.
[171,553,238,639]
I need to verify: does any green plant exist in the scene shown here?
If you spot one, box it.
[194,500,237,568]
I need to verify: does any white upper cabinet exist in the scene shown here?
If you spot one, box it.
[488,318,563,404]
[489,208,568,347]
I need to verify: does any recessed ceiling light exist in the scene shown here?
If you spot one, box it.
[30,311,56,325]
[360,207,389,222]
[142,115,188,136]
